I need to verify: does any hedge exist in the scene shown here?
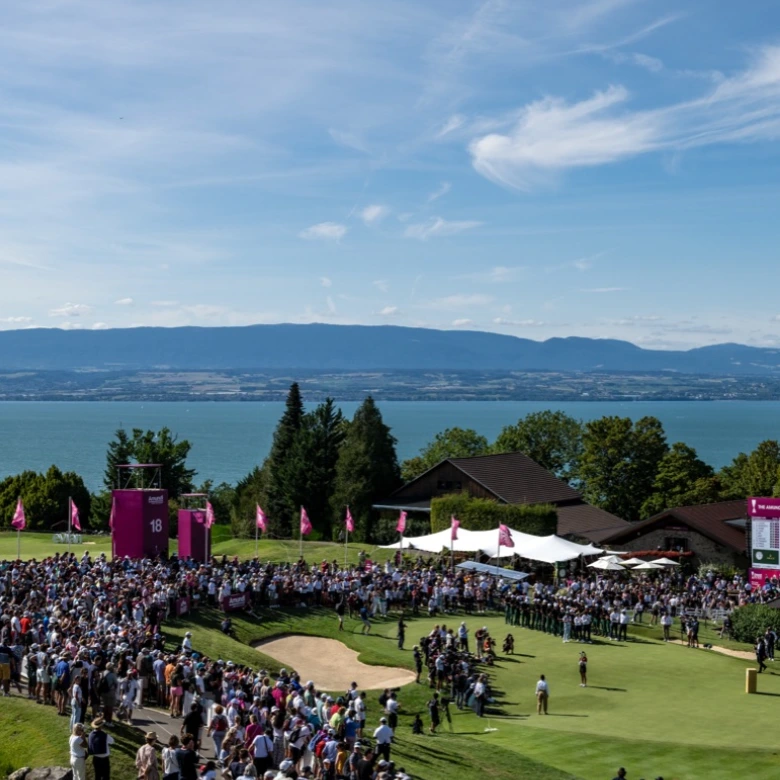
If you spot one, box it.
[730,604,780,644]
[431,494,557,536]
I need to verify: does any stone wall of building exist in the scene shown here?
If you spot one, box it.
[617,527,744,567]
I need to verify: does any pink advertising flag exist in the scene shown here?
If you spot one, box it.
[256,505,267,532]
[396,510,407,535]
[451,515,460,541]
[109,497,115,530]
[11,497,26,531]
[205,501,215,529]
[345,507,355,533]
[70,499,82,532]
[498,523,514,548]
[300,506,313,536]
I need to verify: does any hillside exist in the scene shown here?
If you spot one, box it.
[0,324,778,374]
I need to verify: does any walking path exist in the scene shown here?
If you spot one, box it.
[668,639,755,661]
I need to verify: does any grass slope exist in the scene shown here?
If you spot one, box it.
[1,696,144,778]
[166,609,780,780]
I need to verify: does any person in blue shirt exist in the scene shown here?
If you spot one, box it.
[54,654,71,716]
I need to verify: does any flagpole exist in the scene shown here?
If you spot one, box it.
[345,506,349,568]
[255,522,259,560]
[67,497,72,556]
[299,511,303,559]
[17,530,20,560]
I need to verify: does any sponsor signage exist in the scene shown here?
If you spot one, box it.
[750,568,780,588]
[749,497,780,571]
[748,497,780,519]
[176,597,191,616]
[221,592,249,612]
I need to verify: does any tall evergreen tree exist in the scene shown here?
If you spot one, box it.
[104,428,133,490]
[264,383,306,536]
[331,396,400,542]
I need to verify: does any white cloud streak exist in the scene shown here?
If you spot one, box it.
[114,297,134,305]
[320,277,333,288]
[427,181,451,202]
[470,46,780,190]
[299,222,347,241]
[49,302,93,317]
[360,204,388,225]
[404,217,482,240]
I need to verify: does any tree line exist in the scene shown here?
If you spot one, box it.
[2,395,777,535]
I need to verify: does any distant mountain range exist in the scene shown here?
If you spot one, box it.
[0,324,779,375]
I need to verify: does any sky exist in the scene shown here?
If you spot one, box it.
[1,0,780,350]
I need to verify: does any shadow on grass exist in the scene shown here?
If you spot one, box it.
[545,713,588,718]
[755,691,780,697]
[588,686,628,692]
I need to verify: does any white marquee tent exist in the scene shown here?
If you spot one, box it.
[380,526,604,564]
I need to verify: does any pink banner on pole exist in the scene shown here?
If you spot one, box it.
[71,499,82,532]
[256,505,267,532]
[205,501,215,529]
[396,511,407,534]
[300,507,312,536]
[222,592,250,612]
[498,524,514,548]
[451,515,460,541]
[176,596,192,616]
[11,498,25,531]
[346,507,355,533]
[748,497,780,518]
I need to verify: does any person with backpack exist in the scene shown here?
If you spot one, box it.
[249,727,274,775]
[208,704,230,758]
[99,663,119,726]
[88,717,115,780]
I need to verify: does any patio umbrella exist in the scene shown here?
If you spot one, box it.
[598,555,624,564]
[621,557,646,565]
[651,557,680,566]
[587,559,625,570]
[632,562,664,570]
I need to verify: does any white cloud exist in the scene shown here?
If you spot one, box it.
[299,222,348,241]
[373,279,389,293]
[470,46,780,190]
[458,265,524,283]
[0,316,33,323]
[581,287,626,293]
[91,322,109,330]
[428,293,492,309]
[379,305,399,316]
[49,302,93,317]
[436,115,464,138]
[57,322,84,330]
[573,258,592,271]
[151,300,179,307]
[427,181,452,202]
[114,297,134,306]
[493,317,545,327]
[328,128,369,153]
[404,217,481,240]
[360,204,388,225]
[326,295,337,314]
[320,277,333,288]
[452,318,474,327]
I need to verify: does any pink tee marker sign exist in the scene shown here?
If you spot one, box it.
[748,497,780,518]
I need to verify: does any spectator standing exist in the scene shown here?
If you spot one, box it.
[162,735,180,780]
[373,716,393,762]
[69,723,88,780]
[88,717,115,780]
[136,731,160,780]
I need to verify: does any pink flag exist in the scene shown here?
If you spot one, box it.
[109,497,115,530]
[11,497,26,531]
[396,510,407,535]
[300,507,313,536]
[498,523,514,548]
[70,499,82,532]
[205,501,215,529]
[345,507,355,533]
[451,515,460,541]
[256,505,267,532]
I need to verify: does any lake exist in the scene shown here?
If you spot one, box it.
[1,400,779,491]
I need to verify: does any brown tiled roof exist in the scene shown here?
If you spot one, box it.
[555,503,630,542]
[448,452,581,505]
[600,499,747,553]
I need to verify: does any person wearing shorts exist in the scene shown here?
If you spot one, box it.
[578,652,588,687]
[0,642,13,695]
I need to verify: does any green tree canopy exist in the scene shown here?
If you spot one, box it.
[401,427,489,482]
[492,410,583,483]
[1,466,91,531]
[641,442,716,517]
[718,440,780,499]
[331,396,401,542]
[579,415,668,521]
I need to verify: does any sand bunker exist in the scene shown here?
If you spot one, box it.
[255,635,415,691]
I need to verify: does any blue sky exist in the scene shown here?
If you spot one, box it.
[1,0,780,349]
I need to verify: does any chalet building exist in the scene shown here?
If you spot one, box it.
[374,451,628,543]
[599,500,748,567]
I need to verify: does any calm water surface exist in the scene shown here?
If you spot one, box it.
[1,401,779,491]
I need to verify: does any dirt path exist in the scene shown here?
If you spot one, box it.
[669,639,756,661]
[255,635,416,690]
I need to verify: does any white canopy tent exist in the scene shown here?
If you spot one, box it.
[380,526,604,564]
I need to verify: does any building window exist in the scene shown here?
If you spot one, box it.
[454,481,462,491]
[664,537,688,552]
[437,480,446,490]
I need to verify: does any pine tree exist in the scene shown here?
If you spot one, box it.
[331,396,400,541]
[104,428,133,490]
[265,383,306,536]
